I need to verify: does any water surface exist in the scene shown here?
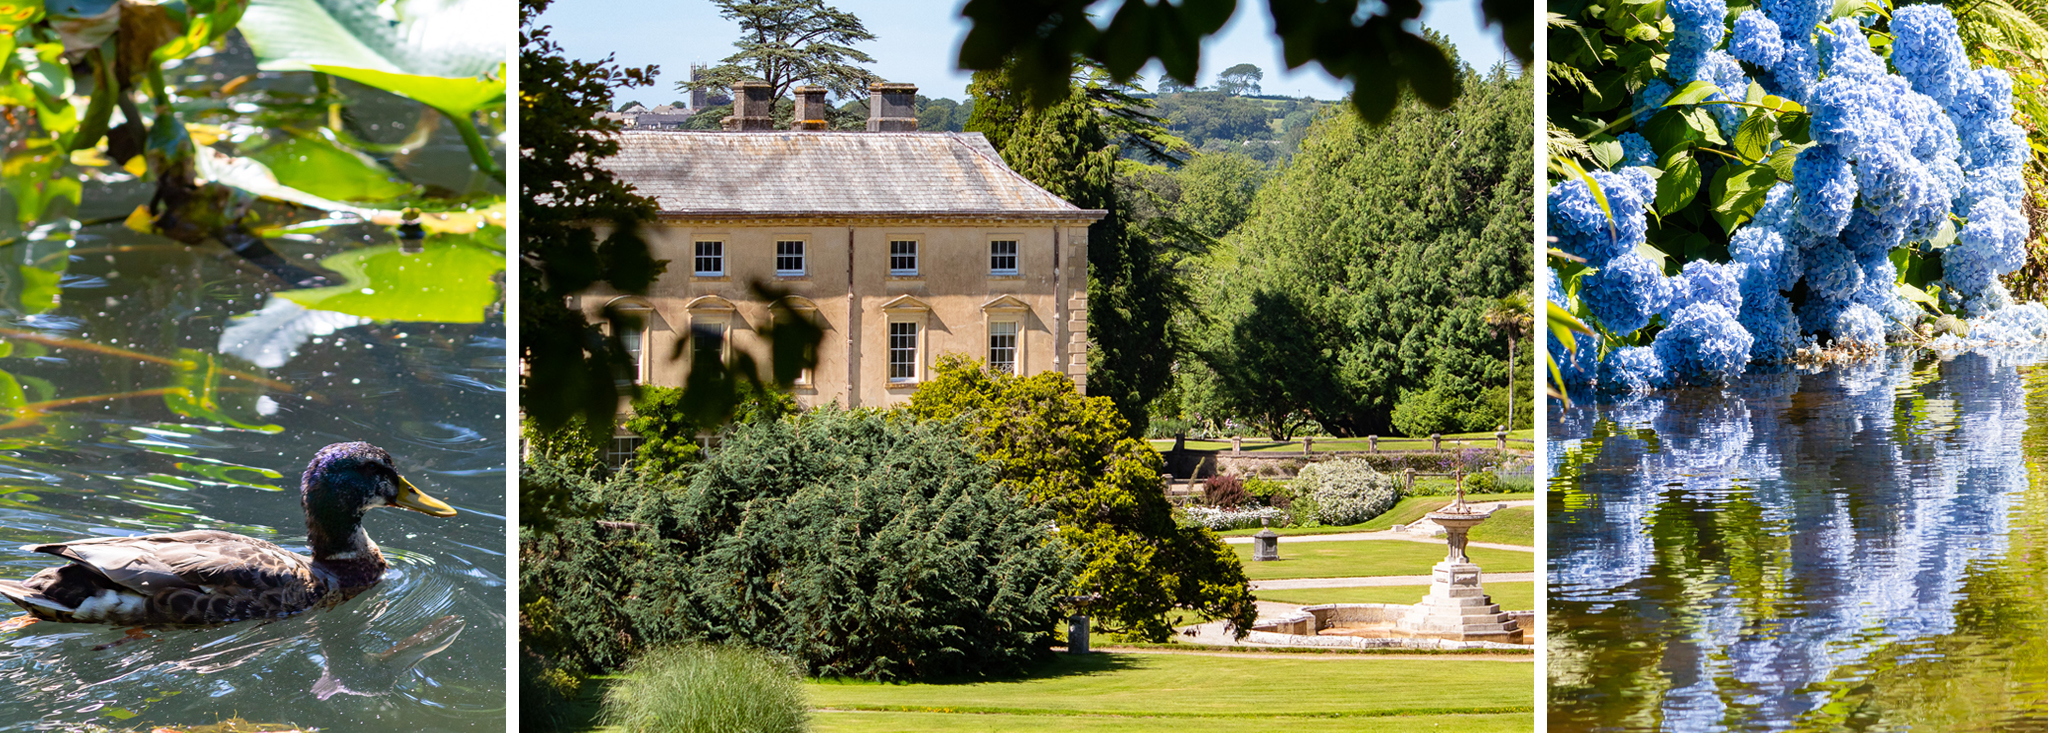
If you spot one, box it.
[0,42,505,732]
[1548,349,2048,731]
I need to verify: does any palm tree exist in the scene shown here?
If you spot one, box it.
[1483,291,1534,432]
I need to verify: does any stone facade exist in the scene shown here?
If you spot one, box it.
[583,84,1104,413]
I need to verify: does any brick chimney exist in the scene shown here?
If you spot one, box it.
[866,82,917,132]
[791,85,829,130]
[730,81,774,131]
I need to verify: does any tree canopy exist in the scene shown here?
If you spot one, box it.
[1216,63,1264,95]
[682,0,881,101]
[1191,53,1532,437]
[908,356,1256,641]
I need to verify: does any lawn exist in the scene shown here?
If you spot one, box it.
[1231,540,1532,580]
[806,651,1532,725]
[1468,507,1533,547]
[813,710,1535,732]
[1217,494,1535,538]
[550,653,1535,733]
[1255,582,1535,611]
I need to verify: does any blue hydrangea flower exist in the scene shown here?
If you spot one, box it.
[1619,132,1656,167]
[1890,5,1968,106]
[1793,144,1855,236]
[1582,252,1673,335]
[1731,10,1784,67]
[1549,171,1648,267]
[1803,239,1864,301]
[1731,224,1801,293]
[1633,79,1675,122]
[1695,51,1751,138]
[1669,259,1745,314]
[1599,346,1666,393]
[1739,290,1803,362]
[1763,0,1828,41]
[1653,303,1754,385]
[1818,19,1886,81]
[1667,0,1730,81]
[1768,39,1819,103]
[1829,302,1886,344]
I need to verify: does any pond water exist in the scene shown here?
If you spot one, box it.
[0,40,505,732]
[1548,349,2048,732]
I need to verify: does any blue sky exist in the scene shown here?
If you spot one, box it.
[536,0,1513,109]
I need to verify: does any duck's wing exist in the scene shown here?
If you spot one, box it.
[25,530,314,597]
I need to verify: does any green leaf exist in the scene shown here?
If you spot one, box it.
[1709,162,1779,234]
[1680,107,1725,146]
[0,368,25,412]
[1654,148,1702,215]
[238,0,501,78]
[1766,141,1807,181]
[1734,110,1778,161]
[310,64,504,117]
[1640,107,1704,155]
[1587,134,1624,169]
[1557,156,1613,225]
[164,350,283,433]
[244,130,414,202]
[1662,80,1722,107]
[18,264,59,314]
[1776,110,1811,144]
[275,240,505,323]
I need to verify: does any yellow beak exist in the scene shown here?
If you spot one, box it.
[392,477,457,517]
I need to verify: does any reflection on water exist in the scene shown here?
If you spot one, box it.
[1548,349,2048,732]
[0,44,504,733]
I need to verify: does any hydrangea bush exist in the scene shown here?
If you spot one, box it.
[1548,0,2045,395]
[1292,459,1404,526]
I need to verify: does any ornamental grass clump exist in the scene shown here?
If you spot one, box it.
[1548,0,2042,396]
[1293,459,1403,526]
[601,644,809,733]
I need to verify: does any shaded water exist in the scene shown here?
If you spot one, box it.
[1548,349,2048,732]
[0,41,505,732]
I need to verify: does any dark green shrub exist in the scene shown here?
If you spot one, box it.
[602,645,809,733]
[1462,471,1502,495]
[1244,477,1290,508]
[522,408,1073,680]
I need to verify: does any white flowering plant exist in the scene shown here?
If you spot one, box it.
[1292,458,1404,526]
[1548,0,2048,398]
[1181,505,1289,531]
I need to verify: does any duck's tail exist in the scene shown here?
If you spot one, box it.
[0,578,70,620]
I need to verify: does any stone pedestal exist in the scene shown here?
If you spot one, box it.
[1068,614,1090,653]
[1391,510,1522,644]
[1252,527,1280,561]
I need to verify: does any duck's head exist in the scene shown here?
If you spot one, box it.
[302,442,457,527]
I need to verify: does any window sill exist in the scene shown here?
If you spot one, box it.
[776,273,809,280]
[692,274,729,281]
[989,273,1022,280]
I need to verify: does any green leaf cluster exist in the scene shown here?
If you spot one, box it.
[907,355,1257,642]
[955,0,1529,124]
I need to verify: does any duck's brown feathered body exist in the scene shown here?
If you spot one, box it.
[0,442,452,626]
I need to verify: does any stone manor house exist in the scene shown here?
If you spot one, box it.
[583,82,1103,457]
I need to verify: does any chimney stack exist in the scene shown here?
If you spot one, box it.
[791,86,829,130]
[866,82,917,132]
[730,81,775,131]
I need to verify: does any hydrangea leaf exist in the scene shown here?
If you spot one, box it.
[1733,110,1777,161]
[1708,161,1778,234]
[1655,148,1702,215]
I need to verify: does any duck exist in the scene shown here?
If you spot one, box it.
[0,442,455,626]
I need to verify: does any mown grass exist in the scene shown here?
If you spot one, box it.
[1217,494,1535,539]
[1232,541,1532,581]
[805,652,1532,722]
[812,710,1535,733]
[1254,581,1535,611]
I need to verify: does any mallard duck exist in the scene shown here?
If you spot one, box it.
[0,442,455,626]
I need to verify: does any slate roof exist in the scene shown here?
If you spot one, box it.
[602,130,1105,221]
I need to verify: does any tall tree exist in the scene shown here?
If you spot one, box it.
[967,62,1190,437]
[1483,291,1533,432]
[1215,63,1263,95]
[1196,45,1531,437]
[682,0,881,102]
